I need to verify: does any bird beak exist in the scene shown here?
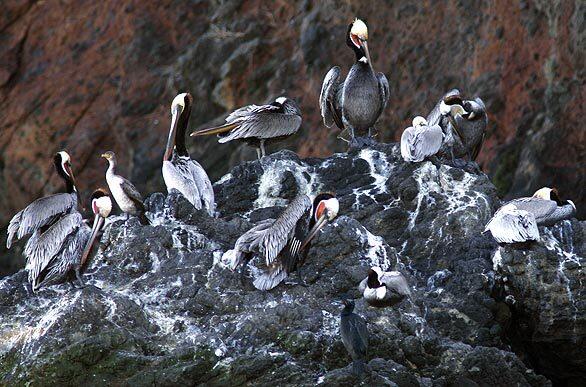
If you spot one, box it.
[360,39,373,68]
[300,213,330,251]
[79,214,105,269]
[164,107,180,161]
[468,112,476,120]
[190,124,233,137]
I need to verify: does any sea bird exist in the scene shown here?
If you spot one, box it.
[400,116,443,162]
[224,193,339,290]
[190,96,302,159]
[163,92,215,215]
[101,151,149,225]
[340,299,369,375]
[320,18,389,147]
[358,267,411,307]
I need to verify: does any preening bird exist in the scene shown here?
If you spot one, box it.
[484,187,576,243]
[6,152,111,291]
[101,151,150,225]
[340,299,369,375]
[190,96,302,159]
[320,18,389,147]
[224,193,339,290]
[358,267,411,307]
[400,116,443,162]
[163,92,215,215]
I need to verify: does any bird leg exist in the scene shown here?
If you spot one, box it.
[74,266,86,288]
[256,148,262,160]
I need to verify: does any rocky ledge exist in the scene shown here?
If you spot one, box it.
[0,143,583,386]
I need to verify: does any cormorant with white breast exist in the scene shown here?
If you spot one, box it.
[400,116,443,162]
[358,267,411,307]
[225,193,339,290]
[190,96,302,159]
[320,18,389,147]
[163,92,215,215]
[340,299,369,375]
[101,151,150,225]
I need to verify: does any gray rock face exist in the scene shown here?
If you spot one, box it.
[0,144,582,385]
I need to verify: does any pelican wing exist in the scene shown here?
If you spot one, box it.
[401,124,443,162]
[218,106,301,143]
[24,212,85,286]
[189,159,215,216]
[485,206,539,243]
[35,224,91,290]
[509,197,558,224]
[380,271,411,297]
[376,72,390,116]
[427,88,460,126]
[320,66,343,129]
[163,159,202,209]
[7,192,77,248]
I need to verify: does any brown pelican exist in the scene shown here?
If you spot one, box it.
[163,92,215,215]
[76,188,112,282]
[225,193,339,290]
[400,116,443,162]
[190,96,302,159]
[7,151,79,250]
[427,90,487,161]
[101,151,150,224]
[484,187,576,243]
[358,267,411,307]
[339,299,369,374]
[320,18,389,147]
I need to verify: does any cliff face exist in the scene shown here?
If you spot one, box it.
[0,1,583,240]
[0,145,584,385]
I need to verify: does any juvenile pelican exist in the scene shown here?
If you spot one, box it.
[400,116,443,162]
[101,151,150,225]
[225,193,339,290]
[358,267,411,307]
[320,18,389,147]
[190,96,302,159]
[163,93,215,215]
[340,299,369,375]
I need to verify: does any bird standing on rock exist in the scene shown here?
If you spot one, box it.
[101,151,150,225]
[163,92,215,215]
[340,299,369,375]
[190,96,302,159]
[224,193,339,290]
[320,18,389,147]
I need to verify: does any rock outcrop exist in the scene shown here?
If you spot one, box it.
[1,1,584,277]
[1,145,583,385]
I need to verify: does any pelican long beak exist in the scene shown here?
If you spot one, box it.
[300,214,329,251]
[79,214,105,269]
[360,39,373,68]
[190,122,236,137]
[164,107,180,161]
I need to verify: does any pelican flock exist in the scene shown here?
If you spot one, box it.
[3,16,579,377]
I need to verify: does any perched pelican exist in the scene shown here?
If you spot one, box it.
[400,116,443,162]
[225,193,339,290]
[484,204,539,244]
[484,187,576,243]
[358,267,411,307]
[7,151,79,250]
[77,188,112,282]
[190,96,302,159]
[339,299,369,375]
[320,18,389,147]
[101,151,150,225]
[163,93,215,215]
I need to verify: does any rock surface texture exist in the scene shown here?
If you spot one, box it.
[0,1,584,276]
[0,145,583,385]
